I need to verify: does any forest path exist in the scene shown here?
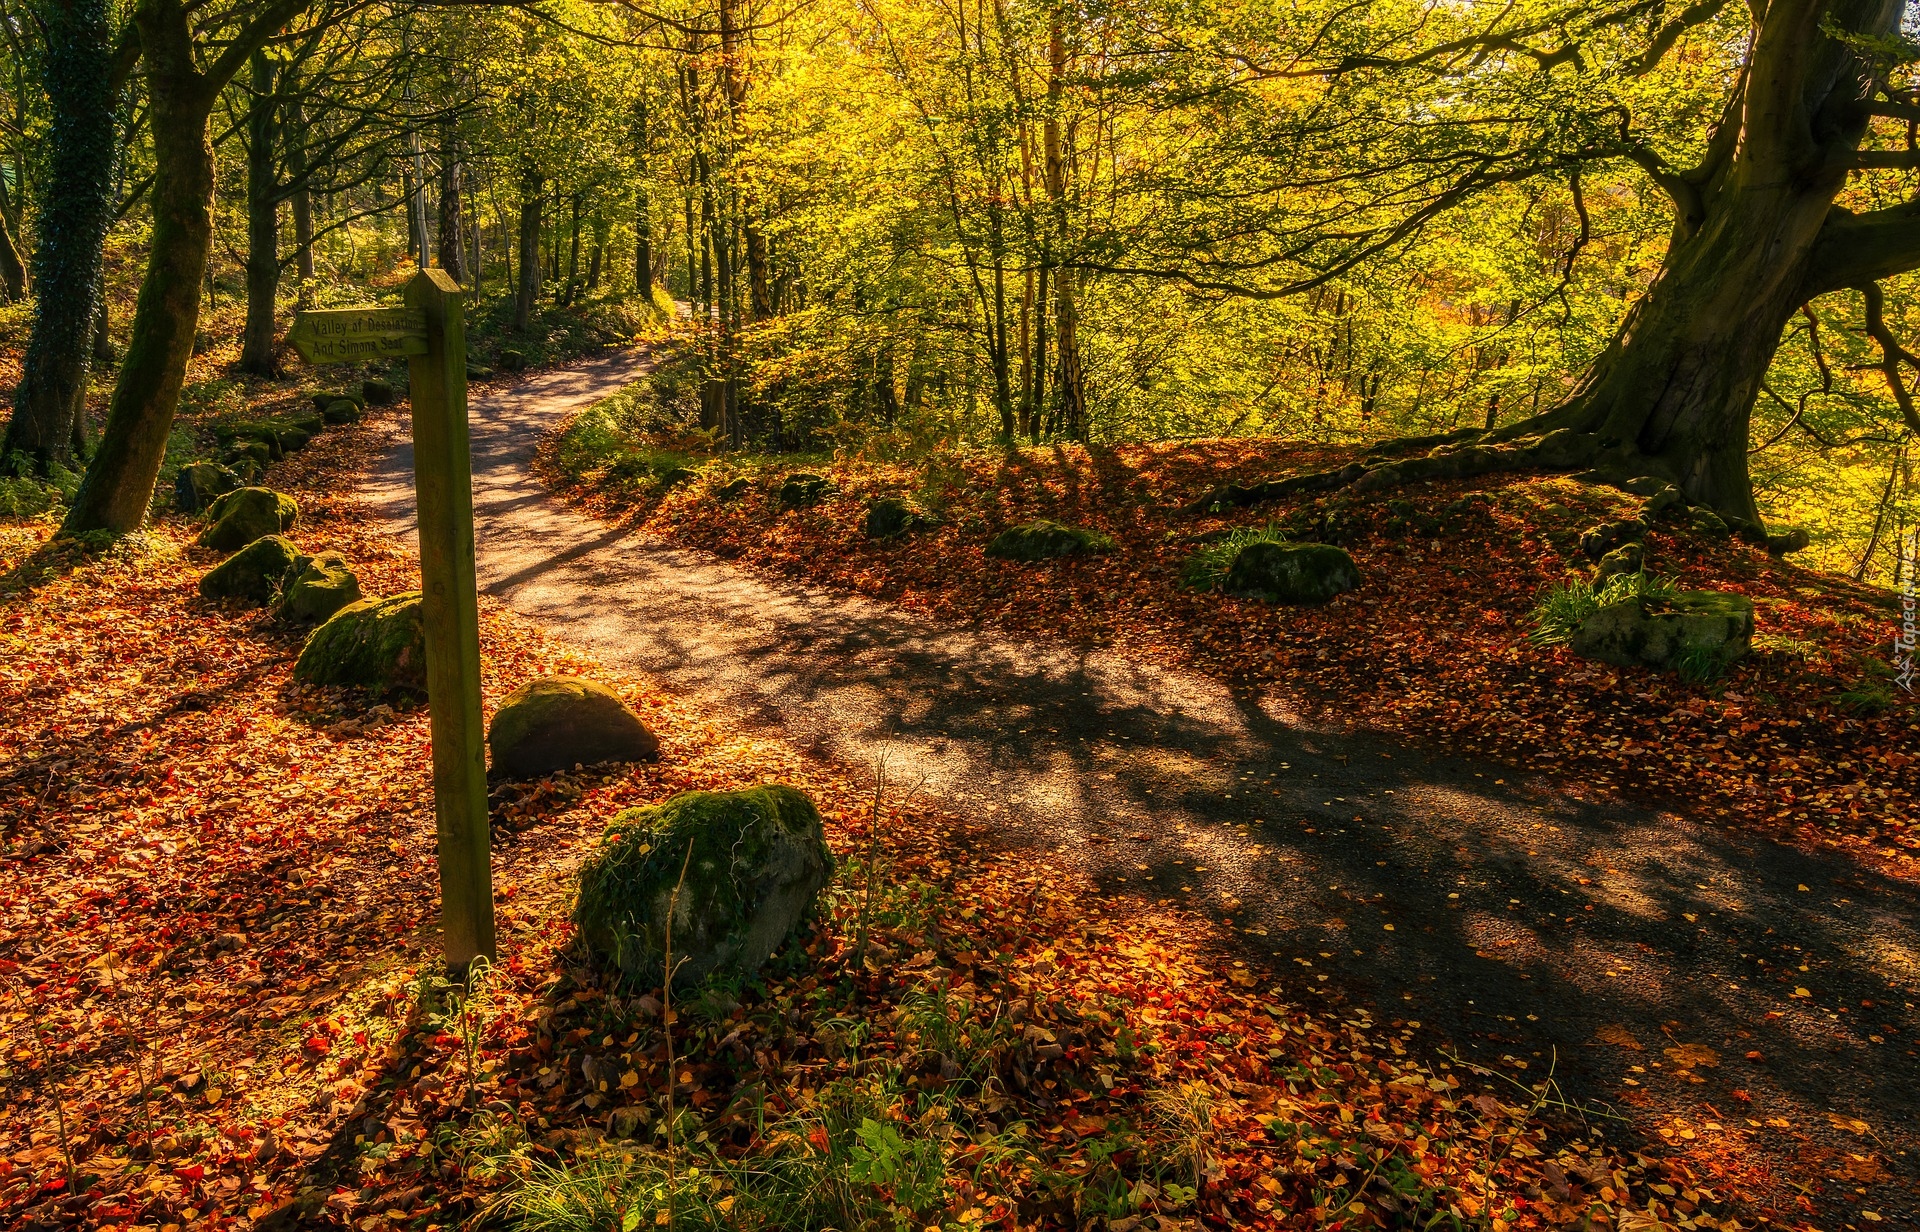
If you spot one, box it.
[365,346,1919,1215]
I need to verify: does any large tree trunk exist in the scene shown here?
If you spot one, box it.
[437,130,465,283]
[238,50,280,376]
[513,167,542,329]
[0,208,26,303]
[62,0,215,534]
[2,0,120,468]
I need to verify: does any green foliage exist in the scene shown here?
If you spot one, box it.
[1529,571,1680,648]
[1829,656,1898,713]
[1181,523,1288,592]
[0,452,78,519]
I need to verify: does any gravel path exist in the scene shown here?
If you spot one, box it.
[366,347,1919,1217]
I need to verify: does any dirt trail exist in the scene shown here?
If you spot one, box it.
[366,347,1920,1216]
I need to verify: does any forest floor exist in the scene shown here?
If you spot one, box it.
[0,343,1911,1232]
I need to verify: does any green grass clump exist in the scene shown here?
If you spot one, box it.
[1529,570,1679,647]
[1181,522,1289,592]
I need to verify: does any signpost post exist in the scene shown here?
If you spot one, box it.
[288,269,495,972]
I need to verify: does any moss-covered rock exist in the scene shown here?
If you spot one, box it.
[322,398,364,425]
[714,477,753,503]
[291,410,325,435]
[1570,590,1754,674]
[865,496,935,540]
[1768,526,1811,555]
[1688,507,1730,538]
[174,461,240,515]
[778,473,833,509]
[572,785,834,984]
[362,377,395,406]
[1578,518,1645,561]
[1594,542,1644,583]
[278,424,313,452]
[198,534,301,605]
[984,519,1113,561]
[498,347,526,372]
[215,422,284,461]
[310,390,362,414]
[488,676,660,779]
[198,487,299,552]
[277,550,361,623]
[1221,541,1359,604]
[293,592,426,692]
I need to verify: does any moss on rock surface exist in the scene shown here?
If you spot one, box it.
[322,398,364,425]
[573,785,834,985]
[197,534,301,605]
[488,676,660,778]
[1221,541,1359,604]
[277,550,361,623]
[1570,590,1755,674]
[293,592,426,692]
[984,519,1113,561]
[778,473,833,509]
[197,488,299,552]
[173,461,240,514]
[864,496,934,541]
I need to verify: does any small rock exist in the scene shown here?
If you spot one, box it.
[465,365,496,382]
[864,495,934,540]
[197,487,299,553]
[322,398,364,425]
[487,676,660,779]
[1222,541,1359,604]
[498,348,526,372]
[362,378,394,407]
[572,785,834,984]
[278,425,312,452]
[293,593,426,693]
[984,519,1113,561]
[278,550,361,623]
[1595,542,1644,583]
[198,535,301,605]
[778,473,833,509]
[713,477,752,503]
[174,461,240,515]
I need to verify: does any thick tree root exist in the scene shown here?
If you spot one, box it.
[1186,427,1785,547]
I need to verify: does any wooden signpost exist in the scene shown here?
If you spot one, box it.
[289,269,495,971]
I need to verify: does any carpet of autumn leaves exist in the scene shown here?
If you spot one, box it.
[539,433,1917,883]
[0,399,1811,1232]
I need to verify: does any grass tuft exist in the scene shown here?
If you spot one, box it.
[1181,522,1288,592]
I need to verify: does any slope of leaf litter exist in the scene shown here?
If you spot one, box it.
[537,430,1918,885]
[0,406,1829,1231]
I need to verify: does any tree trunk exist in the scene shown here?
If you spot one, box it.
[1042,15,1084,441]
[63,0,215,534]
[636,191,654,297]
[238,49,280,376]
[0,207,26,302]
[513,167,541,329]
[2,0,120,469]
[437,131,466,284]
[288,99,314,291]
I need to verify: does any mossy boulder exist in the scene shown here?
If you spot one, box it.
[1688,507,1731,538]
[714,477,753,503]
[1595,542,1644,583]
[1578,518,1645,561]
[198,487,299,552]
[215,422,284,461]
[1221,541,1359,604]
[488,676,661,779]
[466,364,496,382]
[277,550,361,623]
[197,534,300,605]
[293,592,426,692]
[291,410,326,435]
[985,519,1113,561]
[1768,526,1811,555]
[498,347,526,372]
[310,390,362,414]
[1570,590,1755,674]
[174,461,240,514]
[778,473,833,509]
[322,398,364,425]
[362,377,395,406]
[865,496,935,541]
[278,424,313,452]
[573,785,833,985]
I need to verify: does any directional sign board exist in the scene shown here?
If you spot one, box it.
[286,306,428,363]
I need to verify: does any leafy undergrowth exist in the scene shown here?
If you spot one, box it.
[0,407,1804,1232]
[537,423,1917,882]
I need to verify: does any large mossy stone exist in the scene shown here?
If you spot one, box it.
[1222,541,1359,604]
[322,398,364,425]
[488,676,661,778]
[865,496,934,540]
[174,461,240,514]
[198,534,300,605]
[984,519,1113,561]
[573,785,834,985]
[293,592,426,692]
[778,473,833,509]
[1570,590,1755,672]
[362,377,394,406]
[198,487,299,552]
[278,550,361,623]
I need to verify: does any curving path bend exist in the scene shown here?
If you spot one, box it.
[365,347,1920,1217]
